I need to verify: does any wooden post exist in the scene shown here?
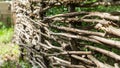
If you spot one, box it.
[68,4,79,65]
[39,2,49,68]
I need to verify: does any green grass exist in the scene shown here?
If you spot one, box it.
[1,60,32,68]
[0,22,31,68]
[0,42,20,60]
[0,28,13,43]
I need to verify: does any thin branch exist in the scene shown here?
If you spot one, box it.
[46,51,91,56]
[86,45,120,61]
[71,55,94,65]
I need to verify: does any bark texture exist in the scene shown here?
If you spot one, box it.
[12,0,120,68]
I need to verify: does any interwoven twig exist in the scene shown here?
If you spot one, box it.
[12,0,120,68]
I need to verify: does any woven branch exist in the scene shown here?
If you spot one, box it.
[12,0,120,68]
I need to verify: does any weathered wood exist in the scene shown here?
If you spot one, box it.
[86,46,120,61]
[12,0,120,68]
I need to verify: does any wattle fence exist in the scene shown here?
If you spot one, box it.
[12,0,120,68]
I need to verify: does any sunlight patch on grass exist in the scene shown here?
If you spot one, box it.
[0,28,13,43]
[0,42,20,61]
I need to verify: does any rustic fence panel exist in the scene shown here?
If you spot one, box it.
[12,0,120,68]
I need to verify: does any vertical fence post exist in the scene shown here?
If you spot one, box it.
[68,4,79,65]
[39,1,49,68]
